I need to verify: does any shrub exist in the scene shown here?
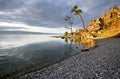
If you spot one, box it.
[64,32,68,36]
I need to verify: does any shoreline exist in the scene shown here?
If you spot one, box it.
[6,38,120,79]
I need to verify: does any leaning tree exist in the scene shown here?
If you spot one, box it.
[71,5,85,29]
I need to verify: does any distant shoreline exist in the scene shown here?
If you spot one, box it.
[0,31,62,35]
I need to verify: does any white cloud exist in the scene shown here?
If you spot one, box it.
[0,21,68,33]
[0,0,119,33]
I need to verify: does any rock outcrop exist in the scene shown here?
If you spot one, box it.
[63,6,120,39]
[86,6,120,38]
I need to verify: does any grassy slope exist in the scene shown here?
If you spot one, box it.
[95,28,120,39]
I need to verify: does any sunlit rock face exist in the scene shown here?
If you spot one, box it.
[81,31,93,39]
[68,29,93,39]
[86,6,120,36]
[66,6,120,39]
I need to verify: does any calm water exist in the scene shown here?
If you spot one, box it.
[0,35,83,77]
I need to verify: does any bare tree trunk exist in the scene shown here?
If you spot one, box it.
[69,24,73,33]
[70,25,73,33]
[79,14,85,29]
[70,28,73,33]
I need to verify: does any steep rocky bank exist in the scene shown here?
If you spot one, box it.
[66,6,120,39]
[86,6,120,38]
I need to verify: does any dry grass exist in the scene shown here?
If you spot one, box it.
[95,27,120,39]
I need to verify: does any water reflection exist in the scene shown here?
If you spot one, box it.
[0,35,96,78]
[0,35,57,49]
[64,37,96,49]
[0,35,82,78]
[64,38,74,56]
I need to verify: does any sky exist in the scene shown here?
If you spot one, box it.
[0,0,119,33]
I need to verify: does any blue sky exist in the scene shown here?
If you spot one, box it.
[0,0,119,33]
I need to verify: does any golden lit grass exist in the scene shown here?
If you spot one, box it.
[95,28,120,39]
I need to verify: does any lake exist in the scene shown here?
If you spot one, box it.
[0,35,84,77]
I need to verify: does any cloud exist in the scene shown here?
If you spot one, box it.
[0,0,71,28]
[0,0,120,32]
[0,22,68,33]
[0,0,27,11]
[0,26,25,31]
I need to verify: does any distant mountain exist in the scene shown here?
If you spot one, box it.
[0,31,58,35]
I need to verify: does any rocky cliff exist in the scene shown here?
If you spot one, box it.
[86,6,120,38]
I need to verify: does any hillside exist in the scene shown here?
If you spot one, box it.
[86,6,120,38]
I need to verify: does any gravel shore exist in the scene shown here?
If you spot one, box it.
[15,38,120,79]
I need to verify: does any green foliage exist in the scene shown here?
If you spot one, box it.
[75,10,82,15]
[64,38,68,43]
[64,16,74,32]
[102,24,108,29]
[64,16,73,25]
[73,5,78,9]
[64,32,68,36]
[71,5,83,15]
